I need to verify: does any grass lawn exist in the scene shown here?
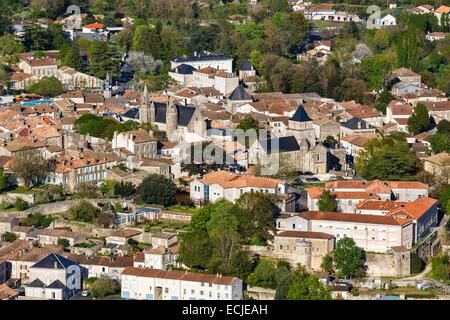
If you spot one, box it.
[364,287,437,298]
[142,219,193,233]
[165,204,198,215]
[297,182,325,189]
[7,186,41,194]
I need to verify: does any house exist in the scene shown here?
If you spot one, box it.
[8,246,64,283]
[227,85,254,112]
[170,54,233,73]
[423,152,450,183]
[134,244,179,270]
[56,67,103,89]
[25,252,87,300]
[82,22,105,34]
[64,254,134,280]
[422,101,450,123]
[151,233,178,249]
[112,129,157,168]
[239,60,256,80]
[10,72,38,91]
[0,137,47,159]
[49,154,117,192]
[17,51,58,80]
[385,101,413,124]
[305,187,380,213]
[340,118,376,138]
[312,118,340,141]
[388,68,422,86]
[121,267,243,300]
[435,5,450,25]
[189,170,287,204]
[192,67,239,95]
[426,32,447,41]
[37,229,86,246]
[0,216,19,234]
[106,229,142,245]
[273,230,334,272]
[277,211,414,252]
[325,180,429,201]
[376,13,396,27]
[168,64,197,87]
[340,133,377,160]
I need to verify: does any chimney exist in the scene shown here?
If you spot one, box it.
[54,261,58,269]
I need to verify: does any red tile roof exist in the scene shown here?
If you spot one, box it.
[299,211,412,226]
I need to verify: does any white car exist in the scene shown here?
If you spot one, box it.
[81,291,90,297]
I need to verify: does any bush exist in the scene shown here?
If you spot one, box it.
[14,198,29,211]
[69,200,101,223]
[0,200,12,210]
[139,174,177,206]
[2,231,17,242]
[91,276,120,298]
[411,253,425,274]
[57,238,70,248]
[22,212,53,228]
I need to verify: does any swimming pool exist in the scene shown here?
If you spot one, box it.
[20,99,54,106]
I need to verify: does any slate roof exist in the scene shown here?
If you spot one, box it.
[228,85,252,101]
[341,117,373,130]
[171,64,197,74]
[240,60,253,71]
[290,105,312,122]
[47,280,66,289]
[32,252,77,269]
[172,54,232,63]
[259,136,300,154]
[27,279,45,288]
[122,107,139,119]
[154,102,196,126]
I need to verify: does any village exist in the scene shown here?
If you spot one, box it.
[0,0,449,302]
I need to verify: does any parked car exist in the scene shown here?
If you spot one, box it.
[82,290,90,297]
[306,177,321,182]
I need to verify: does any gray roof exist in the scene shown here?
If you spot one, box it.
[341,117,373,130]
[171,64,197,75]
[228,85,252,101]
[27,279,45,288]
[122,107,139,119]
[172,54,232,63]
[240,60,253,71]
[32,252,77,269]
[259,136,300,154]
[290,105,312,122]
[47,280,66,289]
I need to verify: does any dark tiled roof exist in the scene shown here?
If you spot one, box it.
[47,280,66,289]
[27,279,45,288]
[240,60,253,71]
[259,136,300,154]
[228,85,252,101]
[154,102,196,126]
[32,252,77,269]
[171,64,197,75]
[122,107,139,119]
[341,117,373,130]
[172,54,232,63]
[290,105,312,122]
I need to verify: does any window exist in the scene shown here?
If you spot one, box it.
[183,289,186,294]
[165,288,169,293]
[191,289,195,294]
[201,282,205,287]
[200,291,204,295]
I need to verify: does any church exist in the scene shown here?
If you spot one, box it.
[139,84,208,144]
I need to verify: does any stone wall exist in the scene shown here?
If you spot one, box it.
[365,251,410,277]
[246,286,276,300]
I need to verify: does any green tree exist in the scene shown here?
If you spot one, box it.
[437,120,450,135]
[407,103,430,135]
[57,238,70,248]
[0,33,24,56]
[14,198,28,211]
[2,231,16,242]
[231,192,276,243]
[321,254,334,274]
[12,156,50,188]
[0,167,8,191]
[89,41,120,79]
[411,253,425,274]
[69,200,101,223]
[332,237,365,279]
[317,190,337,212]
[430,254,450,281]
[132,25,163,59]
[178,230,212,270]
[373,29,389,50]
[429,133,450,154]
[91,275,120,298]
[206,200,237,236]
[286,266,331,300]
[439,186,450,210]
[356,134,422,180]
[63,41,83,71]
[246,259,277,289]
[28,76,64,97]
[139,174,177,206]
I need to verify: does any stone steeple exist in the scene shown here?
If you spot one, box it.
[139,83,155,124]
